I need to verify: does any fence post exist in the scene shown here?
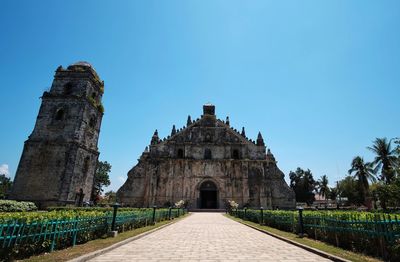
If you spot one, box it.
[152,206,157,224]
[111,203,120,232]
[298,207,304,238]
[168,207,172,220]
[50,221,57,252]
[108,202,120,238]
[72,217,78,246]
[260,207,264,225]
[244,207,247,220]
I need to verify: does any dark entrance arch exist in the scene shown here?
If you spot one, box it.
[199,181,218,209]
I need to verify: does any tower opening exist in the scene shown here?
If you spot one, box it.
[89,116,96,128]
[64,83,73,95]
[204,149,212,160]
[177,148,184,158]
[232,149,240,159]
[55,109,64,120]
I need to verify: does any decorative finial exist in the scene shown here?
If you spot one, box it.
[203,104,215,116]
[226,116,230,126]
[241,127,246,137]
[144,146,149,152]
[267,148,275,161]
[257,132,265,146]
[171,125,176,136]
[187,115,192,126]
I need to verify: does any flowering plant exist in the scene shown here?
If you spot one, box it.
[228,200,239,209]
[175,200,185,208]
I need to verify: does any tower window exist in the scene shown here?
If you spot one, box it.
[232,149,240,159]
[55,109,65,121]
[204,149,212,160]
[82,156,90,173]
[177,149,184,158]
[64,83,73,95]
[89,116,97,128]
[91,92,97,100]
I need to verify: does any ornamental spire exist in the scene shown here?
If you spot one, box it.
[257,132,265,146]
[151,129,159,145]
[187,115,192,126]
[171,125,176,136]
[241,127,246,137]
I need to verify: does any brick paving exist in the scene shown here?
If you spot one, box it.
[89,213,331,261]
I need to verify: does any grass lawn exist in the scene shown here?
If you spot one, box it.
[21,214,188,262]
[226,215,382,262]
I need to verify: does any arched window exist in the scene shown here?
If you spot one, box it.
[55,108,64,121]
[232,149,240,159]
[89,116,96,128]
[64,83,73,95]
[204,148,212,160]
[82,156,90,173]
[177,149,184,158]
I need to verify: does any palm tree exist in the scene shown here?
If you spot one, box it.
[367,138,397,184]
[348,156,376,205]
[317,175,329,199]
[317,175,329,208]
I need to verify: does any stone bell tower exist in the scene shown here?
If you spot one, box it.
[11,62,104,207]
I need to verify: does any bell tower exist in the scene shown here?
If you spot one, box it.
[11,62,104,207]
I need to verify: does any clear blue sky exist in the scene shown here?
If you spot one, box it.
[1,1,399,192]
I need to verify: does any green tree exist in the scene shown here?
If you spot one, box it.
[98,190,116,205]
[371,177,400,210]
[337,176,361,205]
[348,156,376,205]
[368,138,397,184]
[0,174,12,199]
[394,138,400,175]
[105,190,116,203]
[289,168,316,205]
[91,161,111,204]
[327,186,338,201]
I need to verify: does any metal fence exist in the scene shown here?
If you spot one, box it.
[0,208,186,254]
[231,208,400,258]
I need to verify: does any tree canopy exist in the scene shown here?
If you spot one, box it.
[289,167,316,205]
[0,174,12,199]
[368,138,397,184]
[91,160,111,203]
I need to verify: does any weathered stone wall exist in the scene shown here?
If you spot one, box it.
[11,62,103,207]
[118,158,294,209]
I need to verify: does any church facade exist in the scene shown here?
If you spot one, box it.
[117,104,295,209]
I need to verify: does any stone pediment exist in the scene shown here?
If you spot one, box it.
[152,111,260,148]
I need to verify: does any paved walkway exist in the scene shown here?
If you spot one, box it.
[89,213,331,262]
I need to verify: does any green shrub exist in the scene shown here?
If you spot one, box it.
[0,200,37,212]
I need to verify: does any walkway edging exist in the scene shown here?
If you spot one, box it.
[69,214,191,262]
[229,216,350,262]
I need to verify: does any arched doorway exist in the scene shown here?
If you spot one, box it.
[199,181,218,209]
